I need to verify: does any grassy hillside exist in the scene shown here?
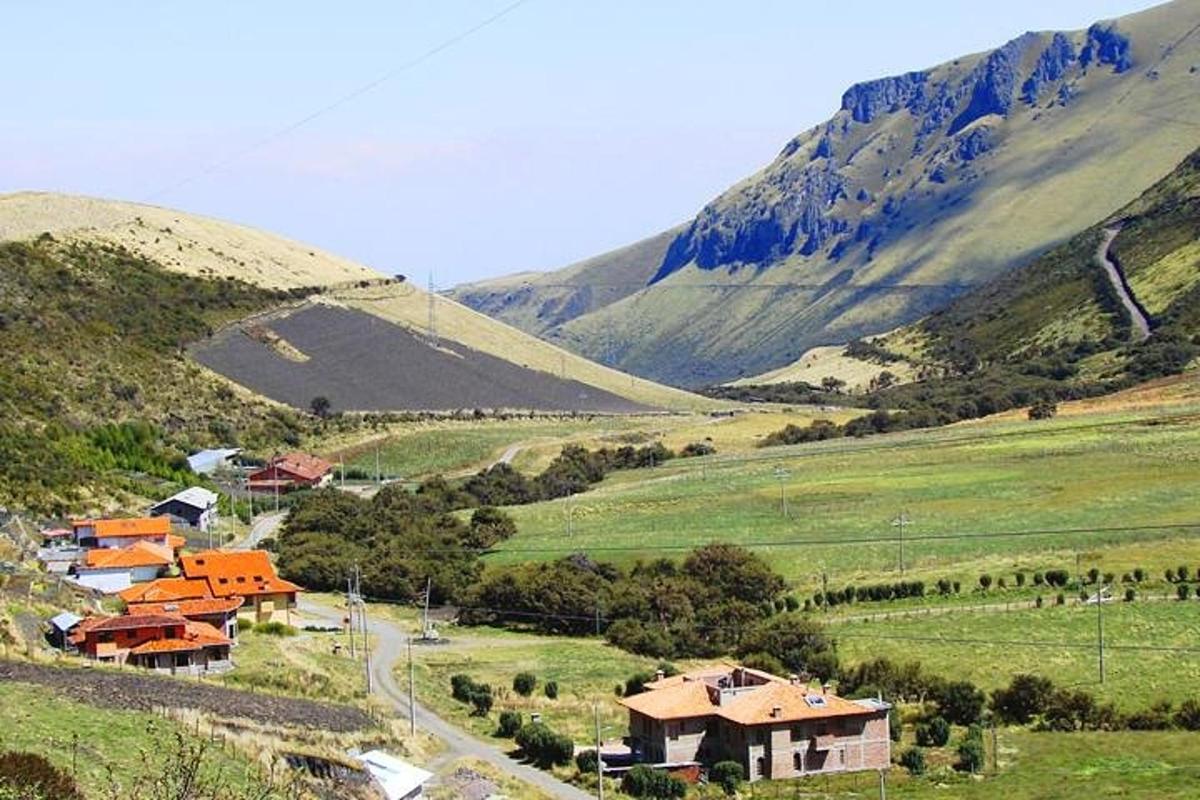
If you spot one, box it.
[0,193,718,413]
[460,1,1200,386]
[449,226,681,338]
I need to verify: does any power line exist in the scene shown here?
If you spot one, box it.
[146,0,530,201]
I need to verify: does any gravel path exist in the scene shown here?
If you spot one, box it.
[1096,227,1152,342]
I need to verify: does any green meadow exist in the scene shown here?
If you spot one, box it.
[488,406,1200,585]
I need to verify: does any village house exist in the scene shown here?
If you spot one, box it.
[123,550,300,624]
[619,665,891,783]
[74,540,174,584]
[72,516,185,552]
[247,452,333,493]
[150,487,220,533]
[125,596,244,643]
[69,612,233,674]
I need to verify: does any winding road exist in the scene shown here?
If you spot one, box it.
[300,597,592,799]
[1096,227,1152,342]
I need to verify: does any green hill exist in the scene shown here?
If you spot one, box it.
[456,0,1200,387]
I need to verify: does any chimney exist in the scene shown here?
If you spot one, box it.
[788,674,800,686]
[655,669,665,682]
[771,705,782,718]
[821,682,831,696]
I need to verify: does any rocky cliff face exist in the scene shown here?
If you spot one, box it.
[652,24,1134,285]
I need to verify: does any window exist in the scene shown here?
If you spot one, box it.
[753,730,764,745]
[793,752,803,771]
[756,757,766,778]
[804,695,828,708]
[668,724,678,740]
[791,725,804,742]
[236,576,246,583]
[218,577,229,584]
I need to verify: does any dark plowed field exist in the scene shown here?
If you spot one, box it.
[0,660,370,731]
[191,304,651,413]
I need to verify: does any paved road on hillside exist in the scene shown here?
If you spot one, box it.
[493,444,524,467]
[1096,227,1152,342]
[301,598,593,800]
[239,511,286,550]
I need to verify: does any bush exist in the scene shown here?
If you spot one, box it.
[0,751,86,800]
[622,765,686,799]
[1014,572,1026,587]
[513,672,537,697]
[1177,584,1191,601]
[1056,593,1066,606]
[236,617,253,632]
[915,716,951,747]
[624,671,654,697]
[1133,567,1146,582]
[497,710,523,738]
[978,574,992,590]
[900,747,927,775]
[1035,595,1044,608]
[956,736,985,773]
[1033,572,1045,586]
[1178,565,1190,582]
[544,681,559,700]
[1087,567,1100,585]
[710,760,744,795]
[1165,568,1177,583]
[937,682,986,726]
[1124,588,1136,602]
[1174,699,1200,731]
[991,674,1054,724]
[470,685,494,716]
[575,749,599,774]
[252,621,297,636]
[515,723,574,768]
[888,707,902,742]
[1044,569,1070,588]
[1028,399,1057,420]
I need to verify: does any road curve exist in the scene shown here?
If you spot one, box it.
[300,598,593,800]
[238,511,287,550]
[1096,227,1152,342]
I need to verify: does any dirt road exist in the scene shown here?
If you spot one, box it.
[1096,227,1152,342]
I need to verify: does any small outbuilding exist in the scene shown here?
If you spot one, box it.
[186,448,242,476]
[46,611,83,651]
[150,487,220,532]
[358,750,432,800]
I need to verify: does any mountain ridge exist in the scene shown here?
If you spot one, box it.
[454,0,1200,387]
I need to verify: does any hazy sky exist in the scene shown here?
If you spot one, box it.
[3,0,1163,285]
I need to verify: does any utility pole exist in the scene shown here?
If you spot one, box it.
[891,512,910,575]
[594,702,605,800]
[427,271,437,346]
[877,768,887,800]
[821,571,829,612]
[773,467,788,517]
[375,443,381,487]
[358,564,372,694]
[1097,580,1106,685]
[408,637,417,736]
[346,576,356,658]
[566,495,574,539]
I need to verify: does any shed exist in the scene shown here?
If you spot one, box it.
[358,751,432,800]
[186,448,242,476]
[150,487,220,532]
[47,611,83,650]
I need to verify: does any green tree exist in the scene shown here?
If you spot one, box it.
[900,747,926,775]
[937,681,986,726]
[991,674,1054,725]
[710,761,744,795]
[915,716,951,747]
[513,672,537,697]
[497,711,523,738]
[309,395,332,418]
[736,614,837,678]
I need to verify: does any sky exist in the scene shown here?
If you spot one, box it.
[2,0,1165,286]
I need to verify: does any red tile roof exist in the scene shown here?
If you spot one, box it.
[119,577,212,604]
[131,638,202,655]
[255,452,332,482]
[82,613,187,633]
[74,517,172,538]
[127,597,244,617]
[83,541,173,569]
[183,620,232,647]
[180,550,302,598]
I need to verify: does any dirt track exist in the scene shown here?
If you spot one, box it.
[1096,227,1152,342]
[0,659,370,732]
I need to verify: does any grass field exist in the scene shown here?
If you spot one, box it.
[217,625,370,705]
[831,599,1200,710]
[0,681,265,795]
[488,398,1200,585]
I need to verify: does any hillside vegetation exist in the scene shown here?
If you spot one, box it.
[456,0,1200,386]
[0,238,312,512]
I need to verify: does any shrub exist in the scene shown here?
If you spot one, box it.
[622,765,686,799]
[1124,588,1136,602]
[1087,567,1100,585]
[1014,572,1026,587]
[997,577,1007,589]
[451,674,475,702]
[900,747,927,775]
[236,617,253,632]
[575,749,599,774]
[991,674,1054,725]
[1103,572,1115,584]
[253,621,297,636]
[978,574,993,590]
[956,736,985,773]
[1125,701,1174,731]
[1165,568,1177,583]
[1177,584,1191,601]
[937,682,986,726]
[1056,593,1065,606]
[1035,595,1044,608]
[1174,699,1200,731]
[470,684,494,716]
[1033,572,1045,586]
[1133,567,1146,582]
[544,681,559,700]
[0,751,85,800]
[513,672,537,697]
[710,760,745,795]
[1028,399,1057,420]
[915,716,951,747]
[497,711,523,738]
[515,723,574,768]
[624,672,654,697]
[1044,569,1070,588]
[1178,565,1190,582]
[888,707,902,742]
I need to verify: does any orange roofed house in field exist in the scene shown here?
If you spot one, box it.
[247,452,333,493]
[70,613,233,675]
[72,516,184,552]
[121,550,300,624]
[619,665,891,783]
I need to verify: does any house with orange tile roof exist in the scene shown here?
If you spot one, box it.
[74,540,174,583]
[247,452,332,493]
[72,516,173,549]
[179,550,300,623]
[126,596,244,643]
[618,665,890,783]
[70,613,232,675]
